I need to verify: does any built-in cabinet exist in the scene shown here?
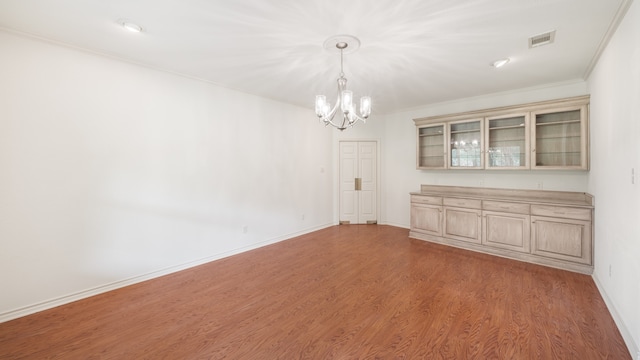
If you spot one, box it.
[410,185,594,274]
[415,96,589,170]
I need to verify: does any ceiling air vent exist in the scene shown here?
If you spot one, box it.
[529,30,556,48]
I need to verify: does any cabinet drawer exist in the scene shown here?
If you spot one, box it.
[531,205,591,221]
[411,195,442,205]
[483,201,530,215]
[443,197,482,209]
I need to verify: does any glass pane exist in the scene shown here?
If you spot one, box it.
[419,125,444,136]
[536,110,580,124]
[450,121,481,167]
[535,112,581,167]
[487,116,526,168]
[489,116,525,128]
[419,125,445,167]
[450,122,480,133]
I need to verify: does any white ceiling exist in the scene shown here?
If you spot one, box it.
[0,0,630,114]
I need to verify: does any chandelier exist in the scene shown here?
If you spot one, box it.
[315,35,371,131]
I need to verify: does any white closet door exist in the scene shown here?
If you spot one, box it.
[339,141,377,224]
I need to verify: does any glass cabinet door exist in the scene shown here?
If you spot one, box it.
[485,114,529,169]
[449,119,483,169]
[531,106,588,170]
[417,124,446,169]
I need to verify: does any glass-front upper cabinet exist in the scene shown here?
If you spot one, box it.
[417,124,446,169]
[449,119,483,169]
[531,105,588,170]
[413,96,589,171]
[485,114,529,169]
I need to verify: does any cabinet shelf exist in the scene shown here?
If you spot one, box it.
[489,138,526,143]
[450,131,481,136]
[536,119,581,126]
[489,124,526,130]
[536,151,581,155]
[536,135,581,141]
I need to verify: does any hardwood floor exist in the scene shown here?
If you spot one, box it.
[0,225,630,359]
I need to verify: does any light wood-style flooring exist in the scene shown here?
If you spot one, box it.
[0,225,630,359]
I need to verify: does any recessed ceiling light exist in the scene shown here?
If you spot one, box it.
[117,19,143,33]
[492,58,510,68]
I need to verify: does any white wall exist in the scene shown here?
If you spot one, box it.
[587,0,640,357]
[379,80,590,228]
[0,31,334,321]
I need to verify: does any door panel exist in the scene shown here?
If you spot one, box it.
[339,142,358,224]
[339,141,377,224]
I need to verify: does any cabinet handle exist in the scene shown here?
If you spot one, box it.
[355,178,362,191]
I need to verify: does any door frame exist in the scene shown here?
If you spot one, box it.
[336,139,381,224]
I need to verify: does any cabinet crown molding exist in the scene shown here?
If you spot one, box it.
[413,95,590,125]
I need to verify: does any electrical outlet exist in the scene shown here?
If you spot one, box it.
[479,180,484,187]
[242,225,248,234]
[537,181,543,189]
[632,168,635,184]
[609,264,612,277]
[301,214,305,221]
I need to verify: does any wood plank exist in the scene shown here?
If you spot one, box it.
[0,225,630,359]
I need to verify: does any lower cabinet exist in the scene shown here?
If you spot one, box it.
[410,204,442,237]
[409,185,594,274]
[443,207,482,244]
[482,211,530,253]
[531,216,592,265]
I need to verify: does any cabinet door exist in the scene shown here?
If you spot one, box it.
[443,207,482,243]
[448,119,483,169]
[417,124,446,169]
[410,204,442,236]
[482,211,531,252]
[531,105,588,170]
[485,114,529,169]
[531,216,592,265]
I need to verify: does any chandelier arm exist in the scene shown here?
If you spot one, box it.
[323,116,350,131]
[349,113,367,123]
[326,100,340,120]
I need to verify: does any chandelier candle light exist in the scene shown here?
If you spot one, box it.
[315,35,371,131]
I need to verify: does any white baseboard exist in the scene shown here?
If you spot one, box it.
[379,221,410,229]
[0,223,334,323]
[592,272,639,359]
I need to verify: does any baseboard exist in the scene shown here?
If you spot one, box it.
[0,223,334,323]
[592,272,639,359]
[379,221,410,230]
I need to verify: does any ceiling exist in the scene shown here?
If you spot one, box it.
[0,0,630,114]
